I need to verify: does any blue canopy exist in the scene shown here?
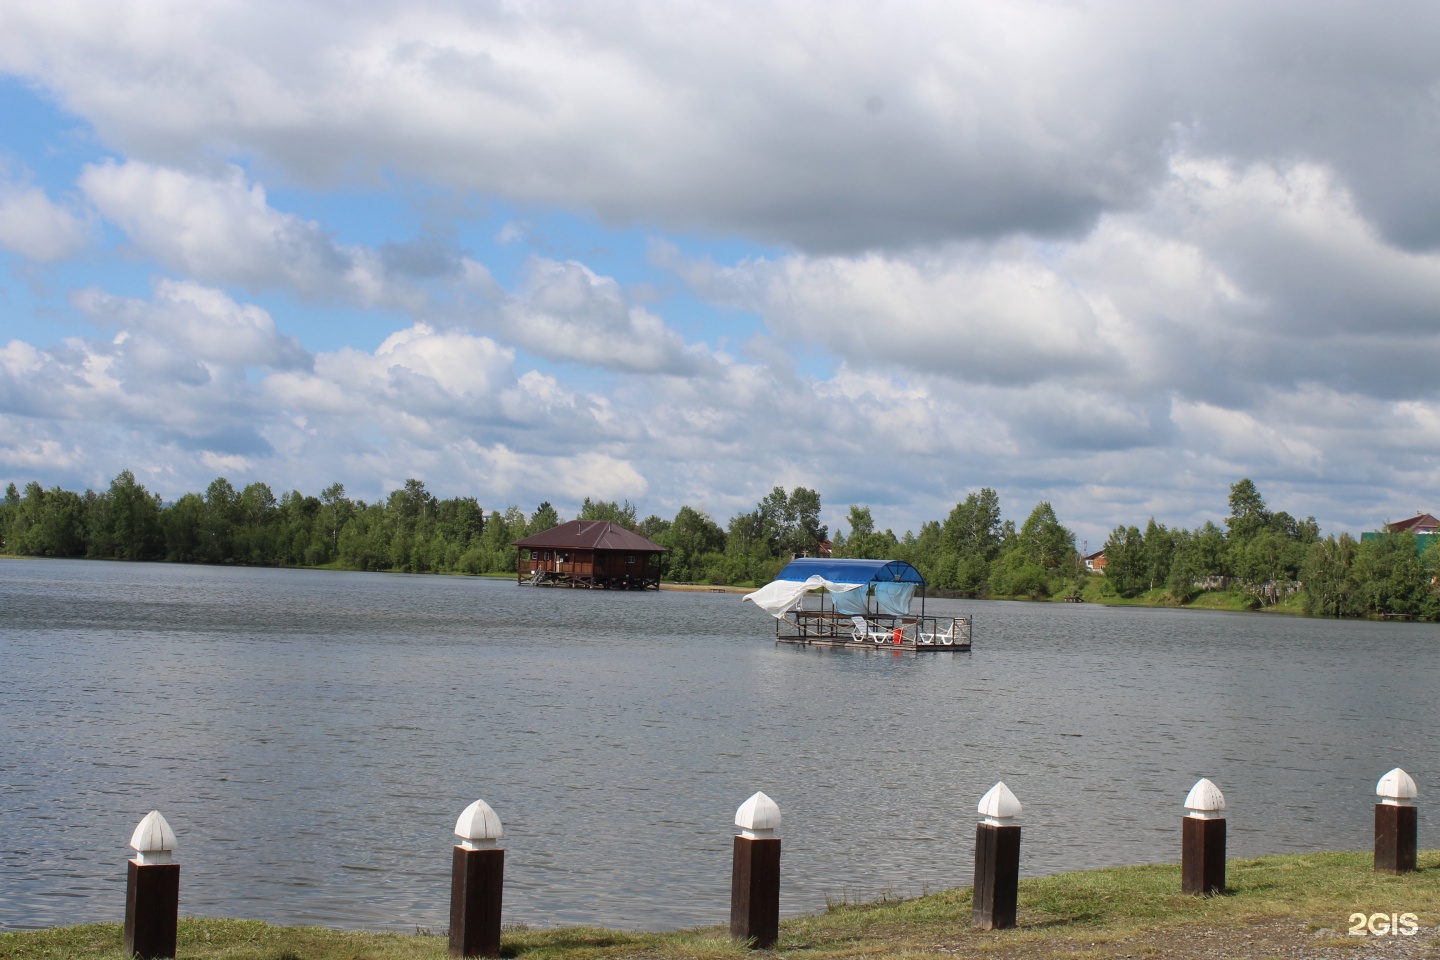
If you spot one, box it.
[774,558,926,586]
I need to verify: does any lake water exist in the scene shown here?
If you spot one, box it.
[2,558,1437,932]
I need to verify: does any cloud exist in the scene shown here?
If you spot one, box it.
[689,246,1123,387]
[683,154,1440,411]
[74,279,312,370]
[1066,156,1440,405]
[0,168,89,260]
[493,259,714,374]
[8,4,1440,545]
[77,160,395,301]
[6,2,1437,253]
[72,160,710,375]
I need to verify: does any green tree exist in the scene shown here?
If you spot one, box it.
[0,482,18,553]
[320,482,353,555]
[1141,518,1173,592]
[528,501,560,536]
[389,478,437,520]
[277,489,325,565]
[939,488,1004,594]
[836,505,898,559]
[88,470,163,560]
[9,482,87,557]
[236,481,279,564]
[200,477,239,563]
[1226,478,1271,544]
[161,493,205,561]
[1103,525,1148,598]
[636,514,671,543]
[660,505,726,582]
[1017,501,1076,571]
[1301,534,1357,617]
[578,498,639,528]
[1347,532,1427,618]
[1165,528,1202,600]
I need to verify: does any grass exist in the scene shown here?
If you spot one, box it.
[1031,577,1318,617]
[5,851,1438,959]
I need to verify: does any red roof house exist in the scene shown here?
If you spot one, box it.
[1386,513,1440,535]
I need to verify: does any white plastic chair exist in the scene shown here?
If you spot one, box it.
[919,619,958,646]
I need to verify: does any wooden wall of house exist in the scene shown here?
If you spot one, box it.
[520,546,663,582]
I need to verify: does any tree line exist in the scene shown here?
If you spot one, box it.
[0,471,1078,594]
[1101,478,1440,619]
[3,471,1435,619]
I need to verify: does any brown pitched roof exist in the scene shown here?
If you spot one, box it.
[513,520,667,552]
[1386,513,1440,534]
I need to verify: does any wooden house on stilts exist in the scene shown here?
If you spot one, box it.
[514,520,667,590]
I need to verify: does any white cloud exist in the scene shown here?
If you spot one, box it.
[78,160,397,301]
[74,279,311,369]
[0,170,89,260]
[72,161,711,375]
[690,247,1122,387]
[495,259,714,375]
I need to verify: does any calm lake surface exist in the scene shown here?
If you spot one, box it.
[2,558,1437,932]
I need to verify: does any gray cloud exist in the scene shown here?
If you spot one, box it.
[4,2,1436,253]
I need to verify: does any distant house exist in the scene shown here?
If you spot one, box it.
[514,520,667,590]
[1360,513,1439,554]
[1385,513,1440,535]
[1084,550,1107,572]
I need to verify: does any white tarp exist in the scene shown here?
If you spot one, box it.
[742,575,865,620]
[873,581,917,616]
[829,584,870,616]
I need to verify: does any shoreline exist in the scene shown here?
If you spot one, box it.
[2,554,1421,623]
[5,850,1438,959]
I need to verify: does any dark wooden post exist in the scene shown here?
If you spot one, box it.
[450,799,505,958]
[124,811,179,959]
[972,782,1021,930]
[730,791,782,948]
[1374,768,1419,875]
[1181,778,1226,895]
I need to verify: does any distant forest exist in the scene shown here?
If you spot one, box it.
[3,472,1436,621]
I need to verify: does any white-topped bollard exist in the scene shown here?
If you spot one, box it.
[972,782,1021,930]
[1182,778,1226,895]
[125,811,179,959]
[449,799,505,958]
[1374,768,1419,874]
[730,791,781,948]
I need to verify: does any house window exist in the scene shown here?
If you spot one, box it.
[627,554,636,565]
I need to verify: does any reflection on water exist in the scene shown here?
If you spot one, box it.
[1,558,1437,931]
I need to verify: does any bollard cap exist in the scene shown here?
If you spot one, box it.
[1184,778,1226,820]
[977,782,1021,825]
[735,791,781,839]
[454,799,504,850]
[129,811,176,865]
[1376,768,1418,806]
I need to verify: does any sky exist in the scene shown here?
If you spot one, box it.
[3,1,1440,548]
